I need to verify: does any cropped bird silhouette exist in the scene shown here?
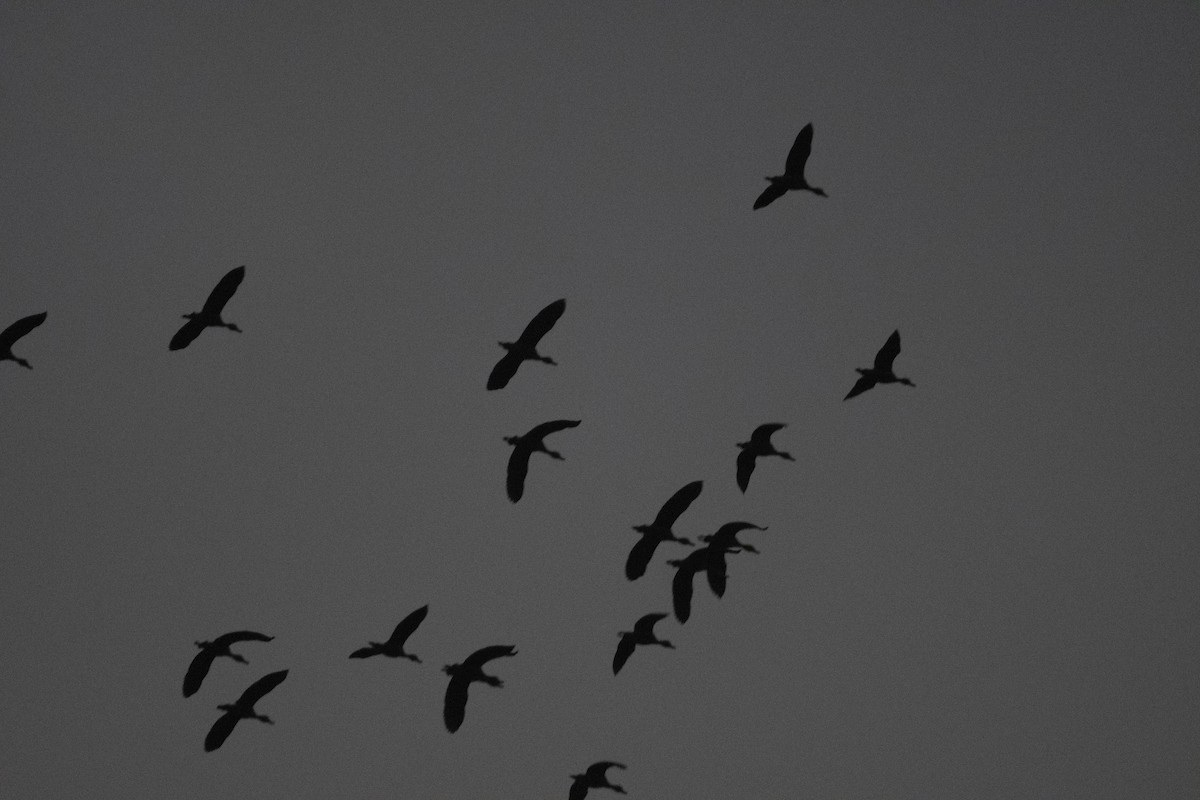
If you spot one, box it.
[667,543,739,623]
[487,298,566,390]
[753,123,827,209]
[844,330,915,400]
[169,265,245,351]
[183,630,274,698]
[0,312,47,369]
[569,761,627,800]
[204,669,288,752]
[349,605,428,662]
[442,644,517,732]
[613,613,674,675]
[504,419,581,502]
[626,480,702,580]
[736,424,794,492]
[698,522,767,597]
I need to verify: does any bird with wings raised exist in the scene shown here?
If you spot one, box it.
[487,298,566,390]
[753,123,827,209]
[442,644,517,733]
[844,330,915,400]
[169,266,245,351]
[625,480,701,580]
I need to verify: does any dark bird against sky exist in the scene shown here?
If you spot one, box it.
[625,480,702,580]
[753,123,827,209]
[698,522,767,597]
[487,298,566,390]
[0,312,47,370]
[169,266,245,351]
[569,761,627,800]
[504,418,581,502]
[182,630,274,698]
[348,604,428,662]
[203,669,288,752]
[612,612,674,675]
[667,543,738,624]
[843,330,915,400]
[442,644,517,733]
[735,424,794,493]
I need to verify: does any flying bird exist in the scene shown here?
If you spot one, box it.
[569,761,627,800]
[844,330,915,400]
[504,419,581,502]
[203,669,288,752]
[349,605,428,662]
[736,424,793,492]
[666,544,735,624]
[0,312,47,369]
[613,613,673,675]
[442,644,517,733]
[753,123,827,209]
[698,522,767,597]
[183,630,274,698]
[169,265,245,351]
[487,298,566,390]
[625,480,702,580]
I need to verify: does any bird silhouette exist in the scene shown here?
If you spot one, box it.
[203,669,288,752]
[504,419,581,502]
[183,630,274,698]
[442,644,516,732]
[613,613,673,675]
[736,424,793,492]
[626,480,702,580]
[0,312,47,369]
[667,542,740,623]
[569,761,627,800]
[169,266,245,351]
[753,123,827,209]
[487,298,566,390]
[349,605,428,662]
[844,330,915,400]
[698,522,767,597]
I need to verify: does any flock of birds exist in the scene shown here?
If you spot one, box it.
[4,123,917,797]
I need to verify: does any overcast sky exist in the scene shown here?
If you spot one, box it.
[2,3,1198,798]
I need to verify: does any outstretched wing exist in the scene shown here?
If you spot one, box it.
[487,350,522,390]
[0,312,47,350]
[784,123,815,176]
[633,612,668,637]
[750,423,786,447]
[586,761,627,780]
[672,561,698,623]
[506,445,531,502]
[236,669,288,706]
[515,298,566,347]
[874,330,902,372]
[443,674,469,733]
[203,710,240,752]
[705,548,729,598]
[736,448,757,493]
[624,535,660,581]
[652,480,702,528]
[169,316,207,351]
[182,650,217,698]
[843,375,876,401]
[753,182,788,210]
[462,644,518,670]
[348,645,379,659]
[525,418,581,441]
[568,777,588,800]
[202,266,245,314]
[387,605,429,647]
[612,635,636,675]
[212,630,273,648]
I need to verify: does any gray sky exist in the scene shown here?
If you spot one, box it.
[2,2,1198,798]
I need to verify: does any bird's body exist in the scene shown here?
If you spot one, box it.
[698,522,767,597]
[349,605,428,661]
[504,419,580,502]
[753,123,827,209]
[735,424,793,492]
[666,544,736,623]
[626,480,702,580]
[569,761,627,800]
[442,644,516,732]
[204,669,288,752]
[170,266,245,351]
[488,298,566,390]
[844,330,915,400]
[613,613,673,675]
[0,312,47,369]
[183,630,274,698]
